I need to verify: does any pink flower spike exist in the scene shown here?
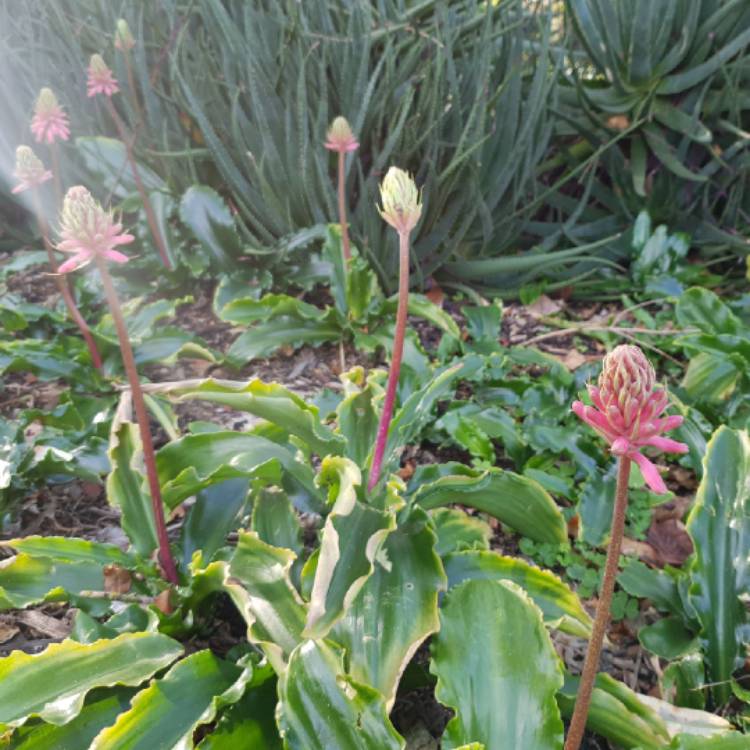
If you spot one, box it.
[56,186,133,274]
[325,116,359,153]
[30,88,70,144]
[572,344,688,494]
[87,54,120,98]
[11,146,53,194]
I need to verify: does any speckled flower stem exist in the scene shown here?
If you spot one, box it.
[564,455,631,750]
[367,230,409,491]
[94,255,178,584]
[104,98,172,269]
[337,150,351,262]
[31,189,103,369]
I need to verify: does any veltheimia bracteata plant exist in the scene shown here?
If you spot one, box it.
[56,185,179,584]
[368,167,422,491]
[565,344,688,750]
[324,116,359,263]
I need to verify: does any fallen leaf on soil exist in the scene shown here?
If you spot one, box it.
[646,519,693,567]
[557,349,588,371]
[425,283,445,307]
[567,513,580,538]
[526,294,563,318]
[17,610,69,639]
[0,622,19,644]
[81,481,102,499]
[671,467,697,490]
[653,495,692,523]
[397,461,415,481]
[104,564,132,595]
[185,358,214,377]
[621,537,662,566]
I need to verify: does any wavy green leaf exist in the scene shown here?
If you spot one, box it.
[414,466,567,544]
[305,457,396,638]
[225,531,307,674]
[0,633,182,727]
[179,185,241,268]
[277,640,405,750]
[431,579,564,749]
[333,507,445,708]
[686,426,750,706]
[6,689,135,750]
[91,650,252,749]
[0,553,104,611]
[335,368,381,466]
[3,537,137,568]
[443,550,592,638]
[430,508,492,556]
[162,378,345,456]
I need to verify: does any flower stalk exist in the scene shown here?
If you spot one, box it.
[87,54,172,269]
[325,117,359,263]
[56,186,178,584]
[564,344,688,750]
[114,21,144,125]
[367,167,421,491]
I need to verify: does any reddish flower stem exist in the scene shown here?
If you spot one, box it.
[104,98,172,269]
[94,255,178,584]
[31,189,103,369]
[367,230,410,491]
[337,150,351,262]
[564,455,632,750]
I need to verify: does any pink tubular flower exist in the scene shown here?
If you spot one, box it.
[11,145,53,194]
[87,54,120,97]
[572,344,688,494]
[56,186,133,273]
[324,116,359,153]
[30,88,70,144]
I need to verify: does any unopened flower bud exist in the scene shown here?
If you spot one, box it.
[325,116,359,153]
[378,167,422,235]
[12,145,53,194]
[114,19,135,51]
[599,344,655,427]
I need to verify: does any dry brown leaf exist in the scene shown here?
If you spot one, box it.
[607,114,631,131]
[103,564,132,595]
[560,350,588,371]
[621,537,661,566]
[185,358,214,378]
[425,283,445,307]
[397,461,415,481]
[0,622,19,644]
[17,610,69,639]
[525,294,563,318]
[647,519,693,567]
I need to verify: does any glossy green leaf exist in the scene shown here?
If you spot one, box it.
[333,507,445,708]
[107,419,157,557]
[162,378,345,456]
[91,650,251,749]
[225,531,307,674]
[661,653,706,710]
[676,288,742,336]
[558,673,669,749]
[662,732,750,749]
[639,616,699,660]
[2,537,136,568]
[686,426,750,706]
[181,479,249,567]
[443,550,593,638]
[335,367,380,466]
[251,487,303,557]
[305,457,396,638]
[155,431,319,511]
[682,352,743,402]
[0,633,182,727]
[196,677,281,749]
[0,553,103,610]
[383,293,460,338]
[6,689,135,750]
[430,508,492,556]
[578,464,617,546]
[618,559,683,615]
[277,640,405,750]
[179,185,241,268]
[431,579,564,749]
[414,466,567,544]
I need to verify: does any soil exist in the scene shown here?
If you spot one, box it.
[0,259,681,745]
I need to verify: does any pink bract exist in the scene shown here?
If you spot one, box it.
[12,145,53,194]
[57,186,133,273]
[87,55,120,97]
[31,88,70,144]
[572,345,688,494]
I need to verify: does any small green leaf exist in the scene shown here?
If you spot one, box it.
[639,617,699,660]
[430,508,492,556]
[179,185,241,268]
